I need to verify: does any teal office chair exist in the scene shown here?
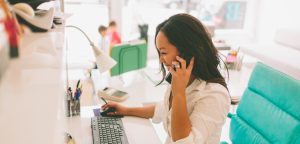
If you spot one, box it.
[110,41,147,76]
[225,62,300,144]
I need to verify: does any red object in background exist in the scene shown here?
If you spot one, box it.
[110,31,121,46]
[4,17,19,57]
[1,0,20,58]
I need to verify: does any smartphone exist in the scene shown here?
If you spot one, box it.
[165,53,191,84]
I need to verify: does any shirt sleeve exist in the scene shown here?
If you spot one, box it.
[173,86,230,144]
[151,101,165,123]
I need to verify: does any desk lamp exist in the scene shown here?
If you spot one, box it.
[66,25,116,73]
[65,25,116,117]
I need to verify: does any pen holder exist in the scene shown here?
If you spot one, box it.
[65,90,71,117]
[225,49,244,71]
[66,85,82,117]
[72,87,81,116]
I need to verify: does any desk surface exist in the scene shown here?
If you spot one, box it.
[0,31,65,144]
[65,70,164,144]
[66,106,162,144]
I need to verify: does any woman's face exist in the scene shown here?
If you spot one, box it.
[156,31,180,68]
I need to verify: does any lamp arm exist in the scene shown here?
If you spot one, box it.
[65,25,116,73]
[65,25,97,50]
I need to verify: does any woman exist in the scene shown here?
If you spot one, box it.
[102,13,230,144]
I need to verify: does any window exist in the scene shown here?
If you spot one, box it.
[196,0,247,29]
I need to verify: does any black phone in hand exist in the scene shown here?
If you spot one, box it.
[165,72,172,84]
[165,54,191,84]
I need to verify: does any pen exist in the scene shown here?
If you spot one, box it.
[76,80,80,88]
[65,132,75,144]
[101,97,107,104]
[66,132,72,139]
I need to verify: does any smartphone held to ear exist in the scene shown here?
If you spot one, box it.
[165,54,191,84]
[165,72,173,84]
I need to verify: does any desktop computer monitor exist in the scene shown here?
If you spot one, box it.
[110,40,147,76]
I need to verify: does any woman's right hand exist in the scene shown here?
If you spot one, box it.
[101,101,129,116]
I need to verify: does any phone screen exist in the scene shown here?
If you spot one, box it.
[165,53,191,84]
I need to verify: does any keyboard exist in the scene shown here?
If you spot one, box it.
[91,117,129,144]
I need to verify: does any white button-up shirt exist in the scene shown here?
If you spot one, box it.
[98,36,110,55]
[152,79,230,144]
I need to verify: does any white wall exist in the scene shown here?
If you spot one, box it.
[65,3,109,69]
[255,0,300,44]
[240,0,300,79]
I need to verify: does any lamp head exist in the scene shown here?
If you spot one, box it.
[91,43,116,73]
[66,25,117,73]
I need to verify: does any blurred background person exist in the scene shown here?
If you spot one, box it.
[108,20,121,47]
[97,25,110,55]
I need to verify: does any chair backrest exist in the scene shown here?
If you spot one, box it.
[230,62,300,144]
[110,40,147,76]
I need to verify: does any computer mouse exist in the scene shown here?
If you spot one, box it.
[100,107,123,118]
[100,107,116,116]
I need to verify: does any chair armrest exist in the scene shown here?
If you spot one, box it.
[227,112,234,118]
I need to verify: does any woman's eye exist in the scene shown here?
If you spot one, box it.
[160,53,166,55]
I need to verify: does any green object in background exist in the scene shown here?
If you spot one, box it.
[227,62,300,144]
[110,41,147,76]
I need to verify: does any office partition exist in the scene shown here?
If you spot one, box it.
[111,41,147,76]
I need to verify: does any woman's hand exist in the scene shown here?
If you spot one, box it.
[168,56,195,97]
[101,101,129,116]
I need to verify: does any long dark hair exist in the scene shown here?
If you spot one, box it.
[155,13,228,89]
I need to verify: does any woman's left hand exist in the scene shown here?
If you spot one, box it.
[168,56,195,97]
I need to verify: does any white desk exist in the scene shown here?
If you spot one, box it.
[65,52,257,144]
[218,50,258,98]
[225,66,253,98]
[66,106,162,144]
[65,70,164,144]
[0,30,66,144]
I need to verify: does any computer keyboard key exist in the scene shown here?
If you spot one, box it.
[91,117,129,144]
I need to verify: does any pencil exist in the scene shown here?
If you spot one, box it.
[101,97,107,104]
